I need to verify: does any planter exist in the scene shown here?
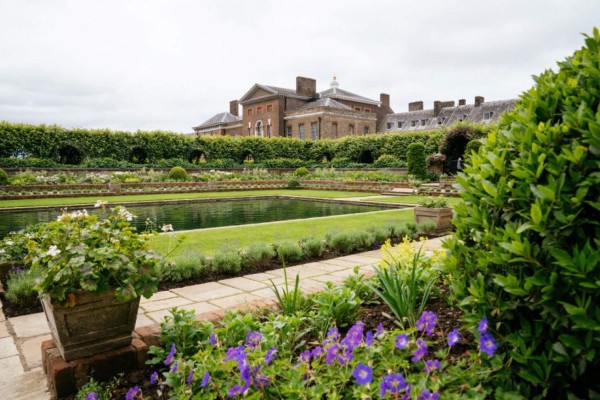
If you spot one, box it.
[41,290,140,361]
[414,207,453,234]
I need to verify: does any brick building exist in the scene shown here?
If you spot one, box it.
[192,76,389,138]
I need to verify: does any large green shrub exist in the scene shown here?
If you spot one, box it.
[445,29,600,398]
[406,142,427,179]
[168,166,188,181]
[439,122,489,174]
[0,168,8,185]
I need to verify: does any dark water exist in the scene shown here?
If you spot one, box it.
[0,199,387,237]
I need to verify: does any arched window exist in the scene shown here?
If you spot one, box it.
[255,120,264,137]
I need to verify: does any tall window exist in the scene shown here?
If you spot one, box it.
[387,123,392,130]
[364,126,369,134]
[349,124,355,134]
[286,125,292,138]
[311,122,318,140]
[299,124,305,140]
[332,122,338,138]
[255,121,264,137]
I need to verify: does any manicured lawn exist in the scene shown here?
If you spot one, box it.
[150,208,413,257]
[0,190,377,209]
[367,195,463,207]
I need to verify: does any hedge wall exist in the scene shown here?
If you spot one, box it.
[0,121,488,166]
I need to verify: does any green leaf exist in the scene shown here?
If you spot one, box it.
[531,204,542,225]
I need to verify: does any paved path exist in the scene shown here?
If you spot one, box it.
[0,237,446,399]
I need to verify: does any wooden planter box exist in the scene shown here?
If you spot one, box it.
[41,290,140,361]
[414,207,453,234]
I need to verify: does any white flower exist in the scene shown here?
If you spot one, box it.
[161,224,174,232]
[5,240,14,246]
[94,200,108,208]
[117,207,135,221]
[0,249,5,254]
[46,245,61,257]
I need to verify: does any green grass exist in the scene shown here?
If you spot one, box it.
[0,190,377,209]
[367,195,462,207]
[151,208,413,257]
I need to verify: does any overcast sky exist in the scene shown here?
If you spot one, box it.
[0,0,598,133]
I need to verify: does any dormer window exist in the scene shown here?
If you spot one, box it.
[397,121,404,128]
[420,119,428,126]
[437,117,445,124]
[387,123,392,130]
[484,111,494,120]
[411,120,418,127]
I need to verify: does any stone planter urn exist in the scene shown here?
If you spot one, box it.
[41,290,140,361]
[414,207,453,235]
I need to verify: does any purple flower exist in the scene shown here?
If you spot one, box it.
[479,332,498,357]
[417,389,440,400]
[265,347,277,365]
[201,371,210,387]
[311,346,324,359]
[352,363,373,385]
[325,344,339,365]
[164,343,176,365]
[375,322,384,337]
[149,371,158,385]
[170,361,178,373]
[411,339,428,363]
[85,393,98,400]
[125,386,140,400]
[187,369,194,385]
[478,317,488,334]
[402,385,412,400]
[225,346,245,362]
[447,329,460,347]
[326,326,340,343]
[396,334,409,350]
[209,333,217,346]
[379,373,407,398]
[228,384,246,397]
[424,359,441,373]
[365,331,374,346]
[416,311,438,336]
[341,322,364,351]
[299,350,312,363]
[245,331,262,349]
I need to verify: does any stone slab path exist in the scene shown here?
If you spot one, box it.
[0,237,446,399]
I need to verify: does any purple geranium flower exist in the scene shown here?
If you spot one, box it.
[149,371,158,385]
[379,373,407,398]
[85,393,98,400]
[447,329,460,347]
[352,363,373,385]
[187,369,194,385]
[245,331,262,349]
[265,347,278,365]
[209,333,217,346]
[479,332,498,356]
[311,346,324,359]
[341,322,364,351]
[402,385,412,400]
[417,389,440,400]
[375,322,384,337]
[411,339,428,363]
[299,350,312,363]
[170,361,178,373]
[228,384,246,398]
[164,343,176,365]
[424,359,441,373]
[365,331,374,346]
[416,311,438,336]
[396,334,409,350]
[478,317,488,334]
[125,386,140,400]
[201,371,210,387]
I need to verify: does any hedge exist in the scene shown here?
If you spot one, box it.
[0,121,490,167]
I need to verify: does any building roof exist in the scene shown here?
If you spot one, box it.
[193,112,241,130]
[239,83,312,104]
[319,87,381,106]
[298,97,352,111]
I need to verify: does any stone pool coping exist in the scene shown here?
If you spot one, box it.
[0,236,447,398]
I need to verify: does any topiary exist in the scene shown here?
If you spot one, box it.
[406,142,427,179]
[373,154,406,168]
[445,29,600,398]
[287,179,301,189]
[0,168,8,185]
[294,167,310,177]
[168,166,188,181]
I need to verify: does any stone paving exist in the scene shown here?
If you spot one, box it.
[0,237,446,399]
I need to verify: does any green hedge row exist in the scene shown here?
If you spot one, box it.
[0,121,489,166]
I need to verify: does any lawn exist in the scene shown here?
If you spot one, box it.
[367,195,463,207]
[150,208,413,257]
[0,189,377,209]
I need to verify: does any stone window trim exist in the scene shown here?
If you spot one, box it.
[255,120,264,137]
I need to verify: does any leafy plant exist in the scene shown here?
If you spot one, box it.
[241,242,275,268]
[211,249,242,274]
[275,240,303,262]
[416,219,437,236]
[5,268,40,306]
[287,179,301,189]
[294,167,310,177]
[302,237,325,258]
[407,142,427,179]
[162,250,207,282]
[168,166,188,181]
[418,196,448,208]
[270,258,307,316]
[445,29,600,397]
[312,281,362,329]
[0,168,8,185]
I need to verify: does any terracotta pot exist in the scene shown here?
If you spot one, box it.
[414,207,453,234]
[41,290,140,361]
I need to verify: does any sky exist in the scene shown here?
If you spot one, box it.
[0,0,598,133]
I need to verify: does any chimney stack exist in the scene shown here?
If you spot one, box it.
[380,93,390,108]
[458,99,466,106]
[296,76,317,98]
[434,101,442,116]
[474,96,484,107]
[409,101,423,112]
[229,100,239,116]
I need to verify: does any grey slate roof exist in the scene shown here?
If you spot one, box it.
[319,87,380,106]
[239,83,313,103]
[193,112,241,129]
[298,97,352,111]
[384,99,517,132]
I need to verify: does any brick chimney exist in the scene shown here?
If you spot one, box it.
[434,101,442,116]
[380,93,390,108]
[409,101,423,112]
[458,99,466,106]
[474,96,484,107]
[296,76,316,98]
[229,100,239,116]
